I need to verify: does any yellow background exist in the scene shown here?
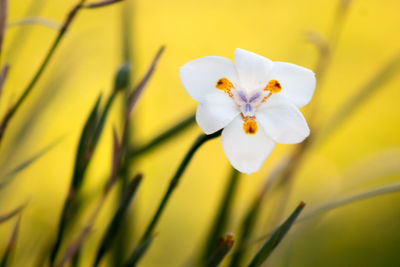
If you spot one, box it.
[0,0,400,266]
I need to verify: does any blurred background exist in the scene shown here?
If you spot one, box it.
[0,0,400,266]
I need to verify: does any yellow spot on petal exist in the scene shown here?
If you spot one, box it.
[265,79,282,93]
[243,119,258,135]
[216,78,234,97]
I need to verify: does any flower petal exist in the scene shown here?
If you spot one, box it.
[269,62,316,108]
[196,91,240,134]
[257,95,310,144]
[221,116,276,174]
[180,56,238,102]
[234,48,273,94]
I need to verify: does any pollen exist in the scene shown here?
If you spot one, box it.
[216,78,234,95]
[265,80,282,93]
[243,119,258,135]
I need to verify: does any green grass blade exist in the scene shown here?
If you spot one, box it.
[94,174,143,266]
[85,0,124,8]
[317,53,400,143]
[201,168,240,264]
[129,113,196,158]
[124,131,222,266]
[122,234,156,267]
[299,183,400,223]
[0,0,89,142]
[49,94,101,265]
[127,46,165,116]
[0,64,9,96]
[0,216,20,267]
[248,202,306,267]
[205,232,235,267]
[0,204,25,224]
[229,159,287,267]
[0,136,63,189]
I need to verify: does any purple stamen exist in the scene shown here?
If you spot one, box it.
[242,103,253,116]
[249,92,261,103]
[238,90,247,102]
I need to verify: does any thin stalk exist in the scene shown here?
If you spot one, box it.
[0,0,88,142]
[201,168,240,264]
[247,202,305,267]
[124,131,222,266]
[0,216,20,267]
[205,233,235,267]
[129,113,196,158]
[229,158,288,267]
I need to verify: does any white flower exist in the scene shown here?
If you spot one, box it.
[180,48,316,174]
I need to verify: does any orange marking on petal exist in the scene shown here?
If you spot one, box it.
[216,78,234,97]
[243,119,258,135]
[264,79,282,93]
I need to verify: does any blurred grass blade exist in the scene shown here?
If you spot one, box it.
[0,204,25,224]
[205,232,235,267]
[127,46,165,116]
[50,94,101,265]
[0,64,9,96]
[298,183,400,223]
[229,158,289,267]
[0,216,20,267]
[201,169,239,264]
[248,201,306,267]
[0,136,63,189]
[85,0,124,8]
[0,0,6,58]
[7,17,61,30]
[94,174,143,266]
[124,131,222,266]
[122,234,156,267]
[318,53,400,143]
[0,0,89,142]
[57,130,126,267]
[129,113,196,158]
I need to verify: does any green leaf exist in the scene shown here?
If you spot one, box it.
[205,232,235,267]
[94,174,143,266]
[124,131,222,266]
[248,201,306,267]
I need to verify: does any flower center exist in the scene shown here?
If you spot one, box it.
[216,77,282,135]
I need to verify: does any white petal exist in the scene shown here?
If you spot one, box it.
[269,62,316,108]
[221,116,276,174]
[196,91,240,134]
[257,95,310,144]
[180,56,238,102]
[234,48,273,94]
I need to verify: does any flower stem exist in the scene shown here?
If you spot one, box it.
[128,113,196,158]
[201,168,240,264]
[123,131,221,266]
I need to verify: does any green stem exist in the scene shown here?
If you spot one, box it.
[201,168,240,264]
[124,131,221,266]
[129,113,195,158]
[0,0,88,142]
